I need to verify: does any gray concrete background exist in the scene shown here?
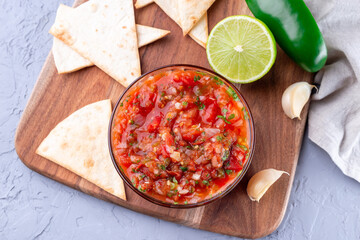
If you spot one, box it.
[1,1,359,239]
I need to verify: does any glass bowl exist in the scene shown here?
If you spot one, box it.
[108,64,255,208]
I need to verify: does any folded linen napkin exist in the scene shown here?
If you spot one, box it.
[305,0,360,182]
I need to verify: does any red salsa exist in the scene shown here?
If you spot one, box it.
[112,69,251,205]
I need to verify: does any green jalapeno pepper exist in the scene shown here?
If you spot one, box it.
[245,0,327,72]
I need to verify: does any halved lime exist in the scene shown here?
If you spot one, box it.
[206,15,277,83]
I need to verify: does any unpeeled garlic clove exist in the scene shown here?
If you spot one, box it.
[247,168,289,202]
[281,82,317,120]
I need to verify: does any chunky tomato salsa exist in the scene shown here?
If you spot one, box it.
[112,69,251,205]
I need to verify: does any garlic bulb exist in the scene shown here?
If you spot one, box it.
[247,168,289,202]
[281,82,317,119]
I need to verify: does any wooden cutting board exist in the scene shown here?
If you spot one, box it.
[15,0,312,238]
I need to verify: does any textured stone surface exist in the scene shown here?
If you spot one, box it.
[1,0,360,239]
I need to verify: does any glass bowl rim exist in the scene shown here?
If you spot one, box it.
[108,64,256,208]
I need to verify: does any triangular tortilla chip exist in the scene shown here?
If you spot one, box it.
[154,0,209,47]
[178,0,215,35]
[36,100,126,200]
[49,1,140,87]
[154,0,180,25]
[188,12,208,48]
[137,24,170,48]
[53,24,170,74]
[53,39,93,74]
[135,0,154,9]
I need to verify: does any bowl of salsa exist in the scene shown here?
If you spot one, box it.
[109,65,255,208]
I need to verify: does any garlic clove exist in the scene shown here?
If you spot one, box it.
[247,168,289,202]
[281,82,316,119]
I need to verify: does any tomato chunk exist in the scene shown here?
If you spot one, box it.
[147,115,162,132]
[200,102,221,125]
[224,156,243,171]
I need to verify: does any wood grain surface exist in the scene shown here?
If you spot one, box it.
[15,0,312,238]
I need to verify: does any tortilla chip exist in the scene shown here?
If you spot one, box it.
[188,12,208,48]
[53,24,170,74]
[154,0,209,47]
[36,100,126,200]
[135,0,154,9]
[178,0,215,35]
[137,24,170,48]
[154,0,180,25]
[49,1,140,87]
[53,39,93,74]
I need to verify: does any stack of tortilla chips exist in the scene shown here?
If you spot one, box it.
[135,0,216,48]
[50,0,170,87]
[50,0,215,86]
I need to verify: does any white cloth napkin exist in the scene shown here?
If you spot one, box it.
[305,0,360,182]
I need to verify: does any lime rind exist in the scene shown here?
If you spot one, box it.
[206,15,277,84]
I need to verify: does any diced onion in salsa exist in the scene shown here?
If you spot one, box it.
[112,69,251,204]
